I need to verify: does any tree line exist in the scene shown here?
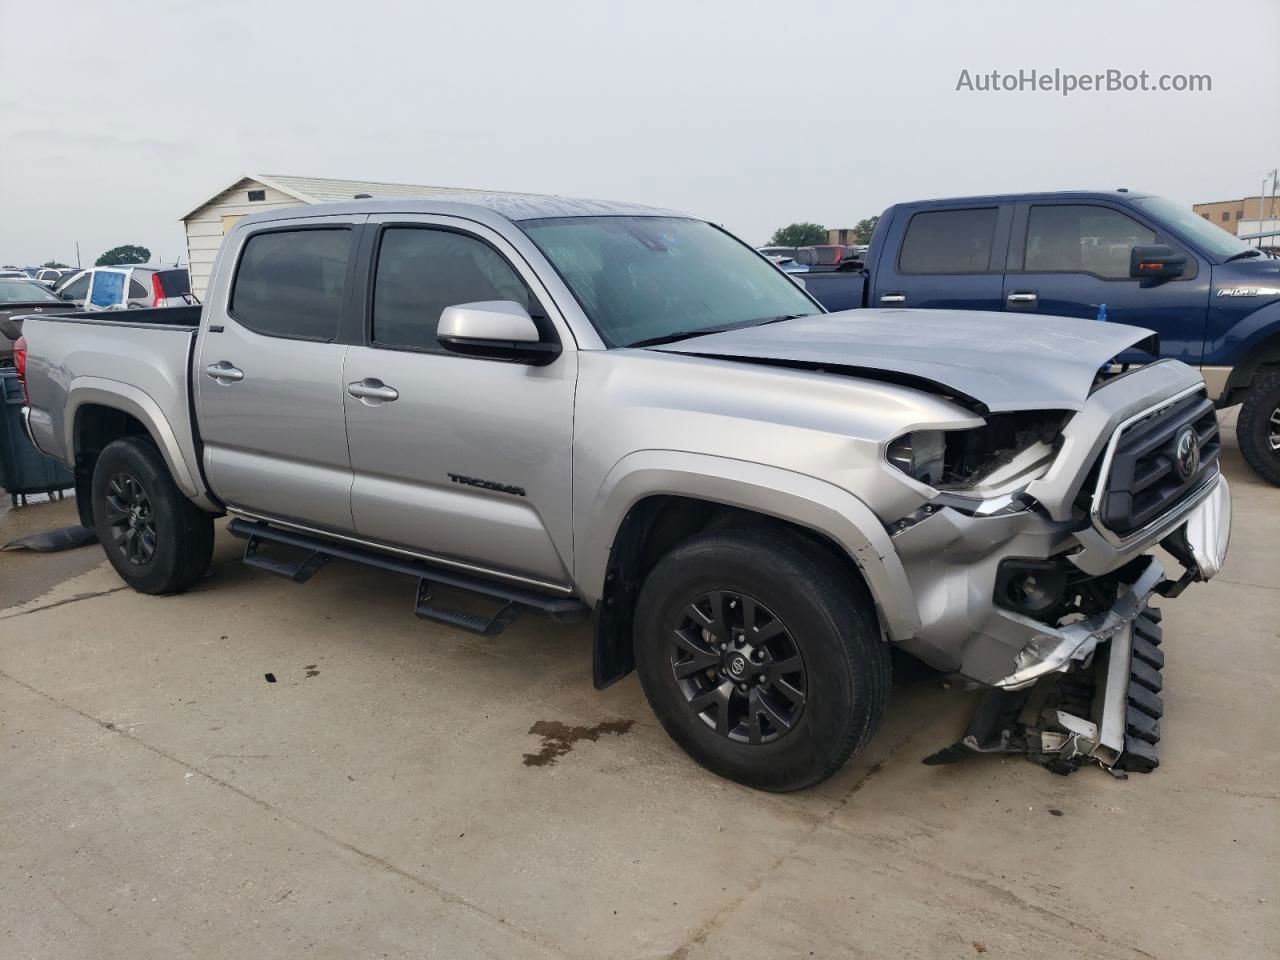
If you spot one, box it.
[767,217,879,247]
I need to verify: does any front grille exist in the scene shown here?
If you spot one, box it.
[1098,390,1220,536]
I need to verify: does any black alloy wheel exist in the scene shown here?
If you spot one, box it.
[670,590,806,745]
[104,472,158,565]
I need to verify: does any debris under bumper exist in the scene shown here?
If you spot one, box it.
[924,577,1166,775]
[924,475,1231,776]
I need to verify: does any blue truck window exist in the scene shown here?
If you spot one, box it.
[899,208,999,274]
[90,271,125,308]
[1024,205,1154,279]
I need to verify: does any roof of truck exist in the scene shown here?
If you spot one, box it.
[892,189,1155,207]
[237,191,688,227]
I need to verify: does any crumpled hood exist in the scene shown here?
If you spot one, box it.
[654,309,1160,413]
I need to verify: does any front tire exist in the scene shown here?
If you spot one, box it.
[1238,369,1280,486]
[91,437,214,594]
[634,527,890,792]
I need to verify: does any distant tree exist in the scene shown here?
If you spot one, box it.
[768,223,827,247]
[95,245,151,266]
[852,216,880,244]
[41,259,70,268]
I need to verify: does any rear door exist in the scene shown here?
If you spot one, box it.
[1002,200,1210,364]
[341,214,577,586]
[195,215,363,532]
[869,205,1010,310]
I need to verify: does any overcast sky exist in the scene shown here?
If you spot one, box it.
[2,0,1278,267]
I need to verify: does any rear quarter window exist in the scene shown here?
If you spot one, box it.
[230,228,351,340]
[898,207,999,274]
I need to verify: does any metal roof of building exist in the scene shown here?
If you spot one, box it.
[180,174,680,222]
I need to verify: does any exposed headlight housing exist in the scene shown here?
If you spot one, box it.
[886,411,1071,496]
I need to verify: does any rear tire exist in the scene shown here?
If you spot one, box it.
[634,527,890,792]
[1237,369,1280,486]
[91,437,214,594]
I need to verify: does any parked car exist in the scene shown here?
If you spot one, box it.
[0,269,27,280]
[0,278,79,366]
[55,265,195,310]
[34,267,78,286]
[765,255,809,274]
[793,244,855,272]
[17,193,1229,790]
[800,190,1280,485]
[757,245,800,259]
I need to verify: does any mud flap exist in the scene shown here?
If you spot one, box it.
[923,605,1164,776]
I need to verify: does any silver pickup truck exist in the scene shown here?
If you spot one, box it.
[16,192,1231,790]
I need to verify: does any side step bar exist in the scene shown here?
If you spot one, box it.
[228,519,590,636]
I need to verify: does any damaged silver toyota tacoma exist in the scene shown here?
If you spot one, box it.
[15,193,1231,790]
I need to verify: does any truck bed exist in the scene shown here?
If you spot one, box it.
[34,304,204,329]
[20,307,209,505]
[800,271,866,312]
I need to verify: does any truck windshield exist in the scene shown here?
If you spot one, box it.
[521,216,821,347]
[1131,196,1260,260]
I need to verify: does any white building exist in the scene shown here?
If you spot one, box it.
[179,175,493,297]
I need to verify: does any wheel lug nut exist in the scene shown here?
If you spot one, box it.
[757,675,767,684]
[737,683,747,692]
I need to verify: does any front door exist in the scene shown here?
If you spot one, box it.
[342,215,577,587]
[196,216,362,531]
[1003,201,1211,365]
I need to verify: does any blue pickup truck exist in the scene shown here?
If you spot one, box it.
[801,191,1280,485]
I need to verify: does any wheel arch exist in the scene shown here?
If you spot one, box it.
[581,451,918,689]
[68,382,213,523]
[1223,306,1280,405]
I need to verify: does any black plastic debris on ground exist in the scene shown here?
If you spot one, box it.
[1,524,98,553]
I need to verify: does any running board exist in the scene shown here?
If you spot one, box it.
[923,604,1164,777]
[228,519,590,633]
[415,578,521,637]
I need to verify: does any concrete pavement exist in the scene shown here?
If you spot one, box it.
[2,414,1276,959]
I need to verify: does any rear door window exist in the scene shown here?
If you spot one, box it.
[898,208,999,274]
[230,228,351,340]
[371,227,533,352]
[129,278,148,299]
[1023,205,1156,279]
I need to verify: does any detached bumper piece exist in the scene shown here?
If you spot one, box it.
[923,605,1165,776]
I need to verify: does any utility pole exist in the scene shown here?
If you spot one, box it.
[75,241,81,268]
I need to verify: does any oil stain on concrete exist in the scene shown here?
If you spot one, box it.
[522,718,634,767]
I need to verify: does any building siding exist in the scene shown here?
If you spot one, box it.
[182,179,303,297]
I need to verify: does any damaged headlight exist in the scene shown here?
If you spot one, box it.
[886,411,1072,496]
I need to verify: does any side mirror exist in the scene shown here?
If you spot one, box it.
[437,300,561,365]
[1129,244,1186,281]
[0,316,22,341]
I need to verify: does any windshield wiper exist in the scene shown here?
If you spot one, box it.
[627,329,721,348]
[748,313,810,326]
[1224,250,1262,262]
[627,314,814,349]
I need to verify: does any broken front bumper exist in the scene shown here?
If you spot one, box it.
[990,472,1230,692]
[921,474,1231,775]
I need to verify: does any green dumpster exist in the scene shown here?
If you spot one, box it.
[0,368,74,505]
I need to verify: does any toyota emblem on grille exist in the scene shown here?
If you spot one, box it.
[1174,425,1199,482]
